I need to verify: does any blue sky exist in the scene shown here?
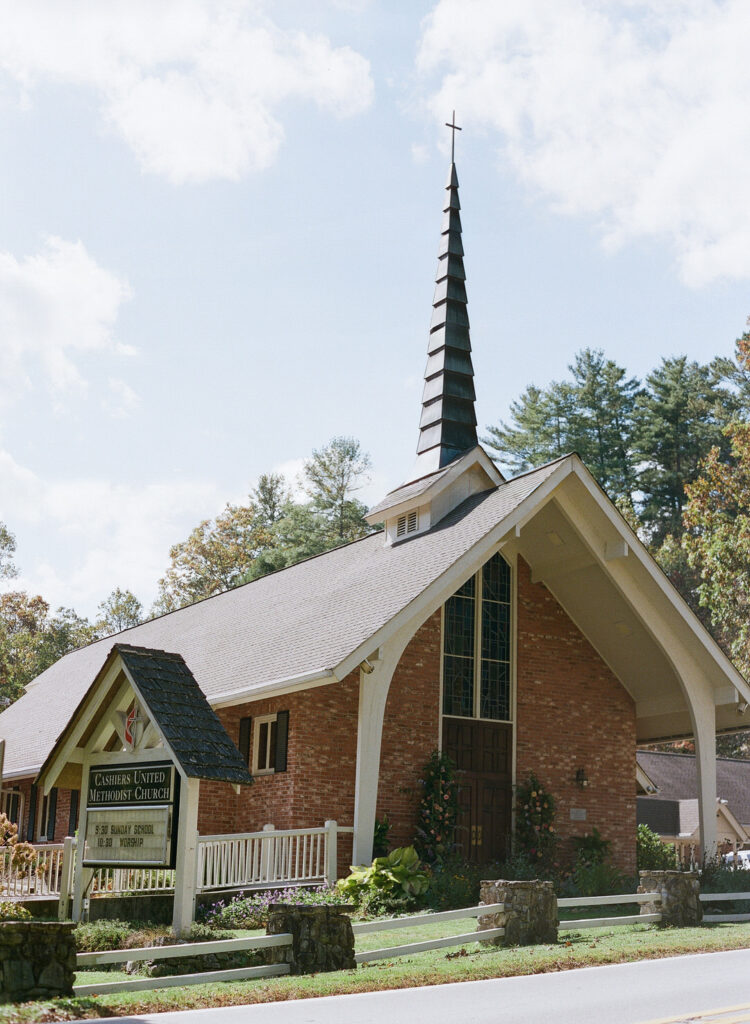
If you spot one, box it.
[1,0,748,617]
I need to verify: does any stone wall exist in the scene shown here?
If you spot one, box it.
[478,879,558,946]
[0,922,76,1002]
[265,904,355,974]
[516,557,637,873]
[639,870,702,927]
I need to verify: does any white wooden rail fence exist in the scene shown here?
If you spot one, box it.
[700,891,750,923]
[73,932,293,994]
[351,903,506,963]
[558,892,662,929]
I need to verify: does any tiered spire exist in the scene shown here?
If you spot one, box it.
[414,115,477,476]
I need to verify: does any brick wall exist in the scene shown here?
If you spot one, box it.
[206,673,360,876]
[515,556,637,873]
[377,610,442,848]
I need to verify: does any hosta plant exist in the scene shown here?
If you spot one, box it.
[338,845,429,913]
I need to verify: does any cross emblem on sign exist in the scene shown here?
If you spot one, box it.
[445,110,461,162]
[119,704,142,749]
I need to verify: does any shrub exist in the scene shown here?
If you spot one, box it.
[74,919,138,953]
[572,827,611,867]
[636,824,679,871]
[0,901,32,921]
[0,812,40,874]
[338,846,429,915]
[199,885,350,929]
[514,774,558,870]
[415,751,459,866]
[373,815,391,858]
[564,859,633,898]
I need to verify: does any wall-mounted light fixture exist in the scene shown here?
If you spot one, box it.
[575,768,588,789]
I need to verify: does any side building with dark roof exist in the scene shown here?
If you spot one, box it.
[1,149,749,879]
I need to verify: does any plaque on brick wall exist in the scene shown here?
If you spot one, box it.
[570,808,587,821]
[83,761,179,868]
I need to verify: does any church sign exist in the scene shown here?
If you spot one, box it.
[83,760,179,868]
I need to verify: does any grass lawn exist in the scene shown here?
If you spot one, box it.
[3,919,750,1023]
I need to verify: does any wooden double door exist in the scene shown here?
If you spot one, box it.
[443,718,512,864]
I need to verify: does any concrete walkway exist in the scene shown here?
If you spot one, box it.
[74,947,750,1024]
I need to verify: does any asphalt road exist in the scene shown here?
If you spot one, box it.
[75,947,750,1024]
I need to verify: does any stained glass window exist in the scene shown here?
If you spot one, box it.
[442,551,511,721]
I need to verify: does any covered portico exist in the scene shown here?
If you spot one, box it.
[349,453,750,866]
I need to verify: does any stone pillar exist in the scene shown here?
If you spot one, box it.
[638,870,702,927]
[265,905,356,974]
[478,880,558,946]
[0,922,76,1002]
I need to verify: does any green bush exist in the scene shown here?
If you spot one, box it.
[74,919,138,953]
[0,901,32,921]
[514,774,558,870]
[572,827,611,867]
[199,885,351,929]
[563,859,633,898]
[415,751,459,866]
[373,815,391,858]
[338,846,429,914]
[636,824,679,871]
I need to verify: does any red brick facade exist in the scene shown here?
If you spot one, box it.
[516,557,637,872]
[11,552,637,875]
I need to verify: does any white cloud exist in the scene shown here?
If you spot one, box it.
[0,236,132,405]
[0,1,374,184]
[104,378,140,419]
[0,446,223,615]
[418,0,750,286]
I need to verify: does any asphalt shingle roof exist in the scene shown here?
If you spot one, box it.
[637,750,750,827]
[0,460,561,778]
[117,645,253,785]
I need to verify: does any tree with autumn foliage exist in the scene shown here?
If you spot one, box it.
[683,418,750,675]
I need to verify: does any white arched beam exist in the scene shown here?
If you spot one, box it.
[352,623,414,866]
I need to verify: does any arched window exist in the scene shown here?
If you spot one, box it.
[442,551,511,721]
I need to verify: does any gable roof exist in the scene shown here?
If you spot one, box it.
[637,750,750,827]
[116,645,253,785]
[0,459,561,778]
[36,644,254,791]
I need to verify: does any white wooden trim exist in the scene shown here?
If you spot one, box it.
[703,913,750,922]
[77,932,292,967]
[355,927,505,963]
[558,893,660,907]
[559,913,661,929]
[73,962,290,995]
[699,892,750,901]
[352,903,505,935]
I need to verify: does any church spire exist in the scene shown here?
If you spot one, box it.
[414,114,477,477]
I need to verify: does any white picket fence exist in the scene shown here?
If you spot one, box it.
[0,843,65,898]
[73,932,293,994]
[558,892,662,930]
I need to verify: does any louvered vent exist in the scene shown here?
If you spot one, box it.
[397,510,419,538]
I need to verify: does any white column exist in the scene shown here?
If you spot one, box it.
[71,763,91,922]
[172,776,200,937]
[691,689,718,862]
[352,629,413,866]
[58,835,76,921]
[324,819,338,884]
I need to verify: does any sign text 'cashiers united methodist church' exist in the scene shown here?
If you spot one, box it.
[83,761,179,869]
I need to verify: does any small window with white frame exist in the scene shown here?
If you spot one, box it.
[253,714,279,774]
[396,509,419,538]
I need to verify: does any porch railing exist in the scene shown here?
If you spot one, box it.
[196,820,350,892]
[0,843,65,897]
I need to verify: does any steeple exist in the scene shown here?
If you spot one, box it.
[414,115,477,477]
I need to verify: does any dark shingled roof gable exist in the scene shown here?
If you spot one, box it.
[117,644,253,786]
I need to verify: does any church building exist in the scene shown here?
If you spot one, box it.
[1,139,748,877]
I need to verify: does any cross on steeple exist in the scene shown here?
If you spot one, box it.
[445,111,461,162]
